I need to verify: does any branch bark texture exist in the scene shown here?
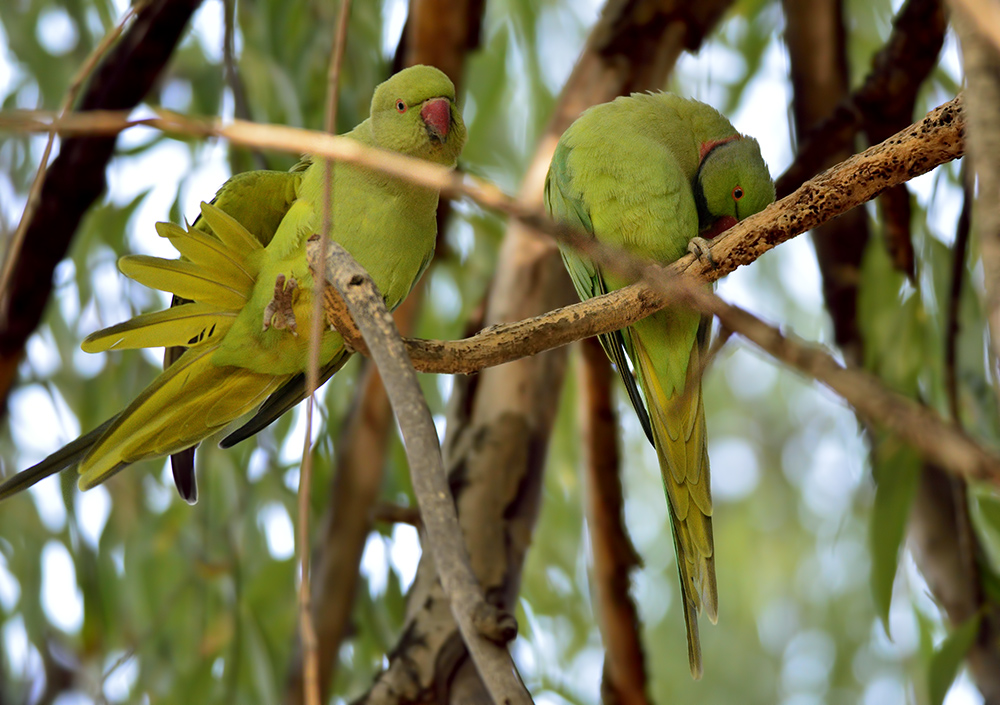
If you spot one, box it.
[311,237,531,705]
[285,3,483,701]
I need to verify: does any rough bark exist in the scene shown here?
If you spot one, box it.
[782,0,869,365]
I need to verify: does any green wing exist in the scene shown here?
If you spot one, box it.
[163,170,302,501]
[544,142,654,443]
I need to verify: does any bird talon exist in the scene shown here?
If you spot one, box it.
[262,275,299,335]
[688,237,716,267]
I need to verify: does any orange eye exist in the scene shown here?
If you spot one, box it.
[732,186,744,201]
[395,100,407,113]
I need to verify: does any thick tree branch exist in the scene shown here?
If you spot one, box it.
[310,237,531,705]
[6,94,965,375]
[0,0,203,410]
[775,0,947,199]
[579,338,650,705]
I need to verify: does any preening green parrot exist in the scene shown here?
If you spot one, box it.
[0,64,466,503]
[544,93,774,678]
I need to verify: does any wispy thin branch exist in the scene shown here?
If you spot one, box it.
[309,237,532,705]
[0,1,146,319]
[297,2,353,704]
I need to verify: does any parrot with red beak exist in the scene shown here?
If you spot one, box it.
[545,92,774,678]
[0,64,466,502]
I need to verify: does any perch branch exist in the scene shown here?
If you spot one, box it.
[307,237,532,705]
[1,92,964,306]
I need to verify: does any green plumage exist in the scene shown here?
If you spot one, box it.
[1,65,466,501]
[545,92,774,679]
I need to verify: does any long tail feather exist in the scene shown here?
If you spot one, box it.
[79,343,288,489]
[155,222,256,287]
[634,335,717,680]
[0,416,116,500]
[82,303,236,353]
[118,256,249,309]
[219,351,351,448]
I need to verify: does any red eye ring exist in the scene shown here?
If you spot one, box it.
[395,99,407,113]
[732,186,744,201]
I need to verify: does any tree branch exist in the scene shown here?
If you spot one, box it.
[0,0,204,411]
[3,90,965,300]
[285,4,483,700]
[309,237,532,705]
[579,338,650,705]
[8,95,981,488]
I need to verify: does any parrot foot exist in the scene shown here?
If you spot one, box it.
[263,275,299,335]
[688,236,716,267]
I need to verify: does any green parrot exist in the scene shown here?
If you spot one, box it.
[0,64,466,502]
[544,93,774,678]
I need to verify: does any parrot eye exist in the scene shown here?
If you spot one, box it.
[395,100,408,113]
[732,186,744,201]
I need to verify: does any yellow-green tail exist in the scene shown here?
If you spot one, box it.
[77,342,287,488]
[634,337,717,680]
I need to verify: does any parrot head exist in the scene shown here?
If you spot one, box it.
[370,65,467,167]
[694,136,775,238]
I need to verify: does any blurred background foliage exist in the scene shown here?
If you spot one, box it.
[0,0,994,703]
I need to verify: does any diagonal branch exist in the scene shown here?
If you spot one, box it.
[3,94,965,349]
[307,237,531,705]
[6,95,981,487]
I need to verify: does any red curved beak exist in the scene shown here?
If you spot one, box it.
[420,98,451,142]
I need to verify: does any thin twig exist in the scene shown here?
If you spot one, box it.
[221,0,266,170]
[371,502,422,527]
[0,1,145,321]
[309,238,532,705]
[297,3,353,704]
[324,0,353,136]
[686,288,1000,486]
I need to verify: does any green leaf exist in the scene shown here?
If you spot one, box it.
[869,438,922,635]
[928,613,981,705]
[976,492,1000,536]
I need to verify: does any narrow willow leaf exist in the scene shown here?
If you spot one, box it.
[928,613,981,705]
[869,439,922,636]
[975,491,1000,535]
